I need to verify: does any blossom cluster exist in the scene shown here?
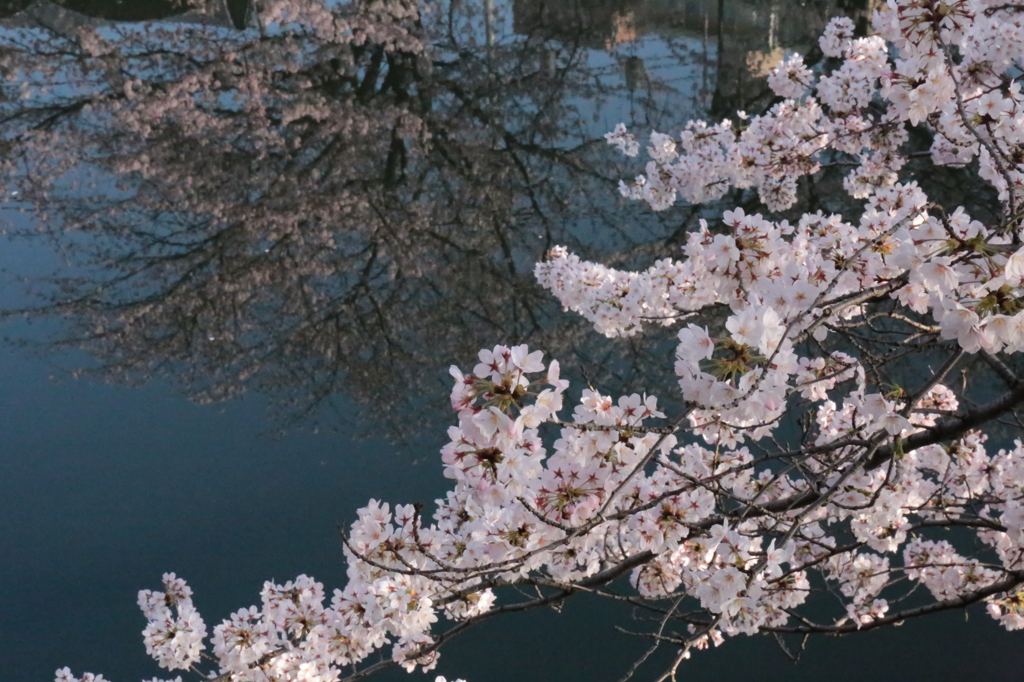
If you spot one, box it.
[60,333,1024,681]
[138,574,207,672]
[613,2,1024,211]
[536,0,1024,661]
[58,3,1024,681]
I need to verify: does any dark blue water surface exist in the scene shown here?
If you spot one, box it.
[2,1,1024,681]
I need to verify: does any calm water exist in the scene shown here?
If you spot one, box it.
[1,1,1023,680]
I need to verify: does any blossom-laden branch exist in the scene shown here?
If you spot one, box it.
[57,2,1024,682]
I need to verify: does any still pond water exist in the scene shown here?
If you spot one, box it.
[1,0,1023,680]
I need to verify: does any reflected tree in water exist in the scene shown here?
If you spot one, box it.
[0,0,720,438]
[0,0,865,440]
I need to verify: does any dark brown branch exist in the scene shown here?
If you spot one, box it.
[766,570,1024,635]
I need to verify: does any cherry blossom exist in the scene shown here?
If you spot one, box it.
[55,3,1024,681]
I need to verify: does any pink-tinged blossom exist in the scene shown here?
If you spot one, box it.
[140,599,207,670]
[676,324,715,364]
[767,54,814,100]
[819,16,855,57]
[62,7,1024,680]
[605,123,639,157]
[1005,246,1024,287]
[55,670,112,682]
